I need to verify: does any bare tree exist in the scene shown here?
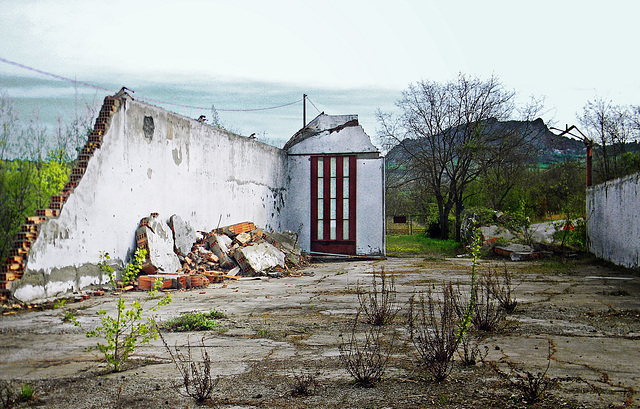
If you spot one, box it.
[579,97,640,181]
[379,74,541,240]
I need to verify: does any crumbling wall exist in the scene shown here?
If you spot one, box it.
[11,96,287,302]
[587,171,640,269]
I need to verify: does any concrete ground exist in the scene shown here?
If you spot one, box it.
[0,256,639,408]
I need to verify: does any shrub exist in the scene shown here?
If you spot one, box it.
[407,284,461,382]
[159,333,218,402]
[71,266,172,372]
[85,293,171,372]
[484,265,518,313]
[338,311,395,387]
[357,268,399,326]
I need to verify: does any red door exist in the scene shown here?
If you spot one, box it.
[310,155,356,255]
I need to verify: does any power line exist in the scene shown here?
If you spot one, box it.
[136,95,303,112]
[0,57,303,113]
[0,56,112,92]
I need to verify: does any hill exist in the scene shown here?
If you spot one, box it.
[386,118,586,168]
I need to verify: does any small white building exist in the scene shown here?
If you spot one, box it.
[284,114,385,256]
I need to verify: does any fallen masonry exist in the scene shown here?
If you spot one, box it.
[134,214,308,291]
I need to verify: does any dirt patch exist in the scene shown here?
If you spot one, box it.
[1,256,639,408]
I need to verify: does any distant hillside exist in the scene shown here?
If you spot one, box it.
[386,118,586,167]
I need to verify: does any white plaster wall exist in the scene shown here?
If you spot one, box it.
[587,172,640,269]
[18,98,287,300]
[356,157,385,256]
[284,156,311,249]
[284,155,385,256]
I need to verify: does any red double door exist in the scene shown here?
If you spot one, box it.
[310,155,356,255]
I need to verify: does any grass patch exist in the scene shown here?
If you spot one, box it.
[161,310,225,332]
[386,234,461,258]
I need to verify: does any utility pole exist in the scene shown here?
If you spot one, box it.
[551,125,594,187]
[303,94,307,128]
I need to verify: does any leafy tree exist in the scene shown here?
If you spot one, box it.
[0,91,95,260]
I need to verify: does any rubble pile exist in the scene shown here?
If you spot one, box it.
[134,214,308,291]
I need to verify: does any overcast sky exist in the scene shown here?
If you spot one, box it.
[1,0,639,146]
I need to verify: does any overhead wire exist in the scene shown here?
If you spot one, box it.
[0,57,304,113]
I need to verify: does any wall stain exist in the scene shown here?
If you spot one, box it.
[172,148,183,165]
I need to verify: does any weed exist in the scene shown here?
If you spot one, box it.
[70,252,173,372]
[85,294,171,372]
[289,371,318,397]
[99,247,147,288]
[456,330,488,366]
[159,332,218,403]
[161,311,224,332]
[18,384,34,401]
[484,265,518,313]
[54,298,80,325]
[486,340,557,403]
[0,381,35,408]
[471,278,505,332]
[98,251,116,285]
[407,285,461,382]
[338,310,395,387]
[357,268,399,326]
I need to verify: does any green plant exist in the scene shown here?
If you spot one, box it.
[98,251,116,286]
[121,247,147,285]
[161,311,224,332]
[70,250,171,372]
[553,218,587,251]
[71,274,172,372]
[54,298,80,325]
[0,381,35,408]
[18,384,34,401]
[98,247,147,287]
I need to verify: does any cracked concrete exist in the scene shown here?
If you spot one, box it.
[0,256,638,408]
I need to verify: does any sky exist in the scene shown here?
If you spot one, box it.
[1,0,639,148]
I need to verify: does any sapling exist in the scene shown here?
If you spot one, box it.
[74,252,171,372]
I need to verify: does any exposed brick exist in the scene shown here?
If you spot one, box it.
[21,224,38,233]
[9,248,28,257]
[36,209,59,217]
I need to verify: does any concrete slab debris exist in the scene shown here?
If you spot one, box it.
[136,214,181,274]
[169,214,197,256]
[494,243,540,261]
[234,241,285,275]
